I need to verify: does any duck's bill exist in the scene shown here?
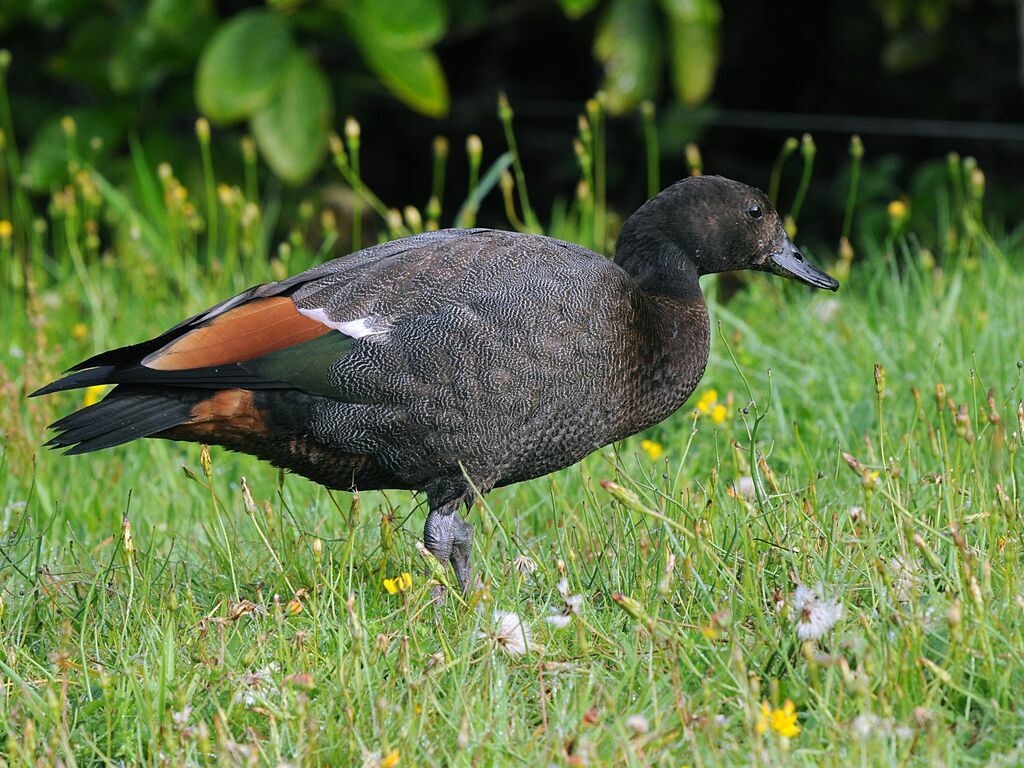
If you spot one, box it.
[766,240,839,291]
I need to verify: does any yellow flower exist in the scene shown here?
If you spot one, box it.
[0,220,12,240]
[217,183,234,206]
[696,388,717,414]
[286,598,304,615]
[696,389,730,423]
[83,384,106,407]
[757,700,800,738]
[383,571,412,594]
[381,749,400,768]
[72,322,88,340]
[887,199,908,221]
[862,470,881,489]
[640,439,663,461]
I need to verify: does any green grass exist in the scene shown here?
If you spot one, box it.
[3,104,1024,766]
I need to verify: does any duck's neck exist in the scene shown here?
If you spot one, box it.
[613,219,703,301]
[610,236,708,438]
[632,290,711,419]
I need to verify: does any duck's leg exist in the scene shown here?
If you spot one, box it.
[449,509,474,593]
[423,500,474,596]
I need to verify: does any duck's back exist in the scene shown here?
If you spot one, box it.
[287,228,652,494]
[39,228,706,505]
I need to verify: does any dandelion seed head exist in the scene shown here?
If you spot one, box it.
[625,714,649,735]
[547,578,583,629]
[791,583,842,641]
[512,554,537,575]
[852,714,880,738]
[479,610,531,656]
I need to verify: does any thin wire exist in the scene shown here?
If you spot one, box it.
[457,100,1024,143]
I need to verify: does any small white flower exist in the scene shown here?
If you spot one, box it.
[625,714,649,735]
[546,578,584,629]
[813,297,841,323]
[791,583,843,641]
[848,505,864,523]
[734,476,756,498]
[239,663,279,706]
[172,706,193,728]
[851,713,880,739]
[479,610,531,657]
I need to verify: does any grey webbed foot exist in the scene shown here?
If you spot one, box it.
[424,502,474,595]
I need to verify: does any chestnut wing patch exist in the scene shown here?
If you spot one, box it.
[31,298,361,398]
[143,297,332,371]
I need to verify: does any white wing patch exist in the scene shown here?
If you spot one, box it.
[298,307,387,339]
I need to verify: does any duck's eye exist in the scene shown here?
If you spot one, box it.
[747,203,763,220]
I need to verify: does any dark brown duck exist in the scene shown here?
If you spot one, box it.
[33,176,838,592]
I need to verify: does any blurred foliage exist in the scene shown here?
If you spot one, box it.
[586,0,722,114]
[2,0,452,187]
[875,0,955,71]
[0,0,1018,199]
[4,0,725,191]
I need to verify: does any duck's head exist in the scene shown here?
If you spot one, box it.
[616,175,839,293]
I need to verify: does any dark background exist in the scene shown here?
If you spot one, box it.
[4,0,1023,252]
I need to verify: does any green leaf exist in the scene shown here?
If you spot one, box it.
[556,0,600,19]
[658,0,721,22]
[195,10,293,123]
[108,20,171,94]
[350,0,446,48]
[595,0,663,115]
[0,658,50,725]
[49,15,111,91]
[663,0,721,106]
[353,35,449,118]
[156,620,175,719]
[454,151,513,227]
[251,52,333,184]
[148,0,208,34]
[147,0,213,54]
[26,0,91,28]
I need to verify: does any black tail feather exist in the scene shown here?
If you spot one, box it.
[30,366,121,397]
[44,387,195,455]
[30,362,285,398]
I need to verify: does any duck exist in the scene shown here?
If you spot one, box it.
[32,175,838,593]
